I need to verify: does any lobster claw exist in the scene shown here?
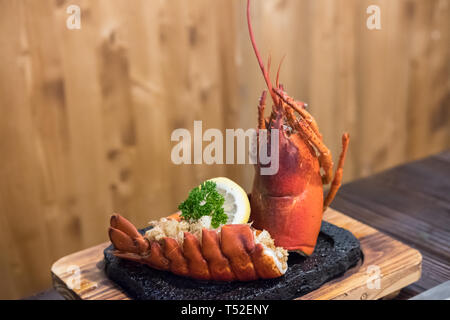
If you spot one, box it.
[108,214,288,281]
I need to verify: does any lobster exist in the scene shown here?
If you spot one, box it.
[107,1,350,282]
[247,0,350,256]
[108,213,288,281]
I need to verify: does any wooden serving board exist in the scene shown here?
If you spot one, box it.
[51,208,422,300]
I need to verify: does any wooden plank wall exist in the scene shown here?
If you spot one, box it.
[0,0,448,299]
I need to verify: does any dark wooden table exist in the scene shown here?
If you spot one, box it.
[332,150,450,299]
[25,151,450,300]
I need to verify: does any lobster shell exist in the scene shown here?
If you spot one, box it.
[251,130,324,255]
[108,214,287,281]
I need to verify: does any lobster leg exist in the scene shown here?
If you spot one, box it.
[296,117,334,184]
[273,88,335,184]
[258,90,267,130]
[323,133,350,210]
[274,88,322,140]
[278,85,308,139]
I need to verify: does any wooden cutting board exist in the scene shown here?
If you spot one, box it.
[51,208,422,300]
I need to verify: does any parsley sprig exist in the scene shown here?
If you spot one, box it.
[178,181,228,228]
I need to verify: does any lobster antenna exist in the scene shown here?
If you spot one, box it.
[247,0,278,105]
[276,54,286,88]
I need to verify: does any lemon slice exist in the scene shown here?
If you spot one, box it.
[208,177,250,225]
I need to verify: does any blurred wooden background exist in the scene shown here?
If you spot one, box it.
[0,0,448,299]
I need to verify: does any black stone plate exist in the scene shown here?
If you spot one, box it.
[104,221,362,300]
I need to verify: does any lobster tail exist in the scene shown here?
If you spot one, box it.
[108,214,288,281]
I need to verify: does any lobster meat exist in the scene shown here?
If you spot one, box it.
[108,214,288,281]
[247,0,350,256]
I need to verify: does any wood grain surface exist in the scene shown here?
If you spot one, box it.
[1,0,448,299]
[50,208,422,300]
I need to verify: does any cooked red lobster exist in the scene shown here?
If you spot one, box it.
[247,0,350,255]
[108,214,288,281]
[107,1,350,282]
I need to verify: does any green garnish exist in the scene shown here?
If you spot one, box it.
[178,181,228,228]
